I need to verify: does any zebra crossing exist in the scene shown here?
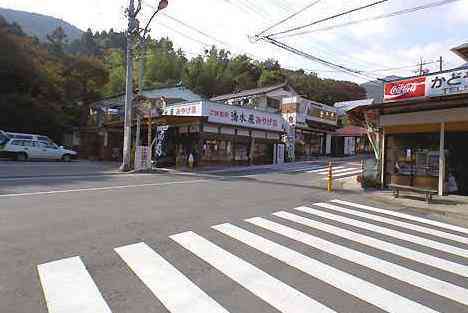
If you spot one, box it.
[37,200,468,313]
[285,163,363,180]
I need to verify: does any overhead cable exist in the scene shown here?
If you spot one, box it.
[275,0,463,39]
[256,0,322,37]
[263,0,388,38]
[262,36,386,82]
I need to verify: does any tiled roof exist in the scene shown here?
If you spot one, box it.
[210,82,289,101]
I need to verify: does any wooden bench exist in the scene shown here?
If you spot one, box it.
[388,184,438,203]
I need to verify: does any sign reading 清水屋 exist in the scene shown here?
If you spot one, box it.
[206,102,284,132]
[163,101,285,132]
[384,68,468,102]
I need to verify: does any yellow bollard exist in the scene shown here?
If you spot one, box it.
[327,161,333,192]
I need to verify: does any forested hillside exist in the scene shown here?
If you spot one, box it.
[0,16,366,140]
[0,7,83,41]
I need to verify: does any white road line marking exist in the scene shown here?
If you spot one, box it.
[313,168,358,175]
[331,199,468,236]
[287,166,327,173]
[307,204,468,258]
[0,174,136,182]
[306,166,345,173]
[170,231,337,313]
[247,217,468,306]
[115,243,229,313]
[321,171,363,180]
[214,223,439,313]
[0,180,207,198]
[314,203,468,248]
[37,256,112,313]
[275,210,468,277]
[330,170,363,178]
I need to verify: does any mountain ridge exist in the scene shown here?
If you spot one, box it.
[0,7,83,41]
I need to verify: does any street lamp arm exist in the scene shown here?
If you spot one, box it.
[141,0,168,39]
[134,0,143,16]
[142,8,160,39]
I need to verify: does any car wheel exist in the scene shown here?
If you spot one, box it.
[16,152,28,161]
[62,154,71,162]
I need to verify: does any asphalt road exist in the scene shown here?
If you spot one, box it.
[1,161,467,313]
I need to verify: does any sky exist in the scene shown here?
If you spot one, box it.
[1,0,468,83]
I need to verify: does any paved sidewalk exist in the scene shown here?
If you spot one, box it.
[336,176,468,226]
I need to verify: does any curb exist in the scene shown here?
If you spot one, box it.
[366,193,468,222]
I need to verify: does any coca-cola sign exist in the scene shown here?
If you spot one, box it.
[384,77,426,102]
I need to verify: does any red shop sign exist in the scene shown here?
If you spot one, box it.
[384,77,426,102]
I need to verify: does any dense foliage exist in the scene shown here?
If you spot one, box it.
[0,17,366,141]
[0,18,108,141]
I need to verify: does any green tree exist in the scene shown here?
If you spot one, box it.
[47,26,67,57]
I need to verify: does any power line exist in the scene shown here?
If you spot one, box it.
[262,36,386,82]
[276,0,463,39]
[256,0,322,37]
[157,22,211,49]
[160,12,231,48]
[264,0,389,38]
[303,61,439,74]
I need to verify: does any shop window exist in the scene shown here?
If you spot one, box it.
[386,133,441,190]
[235,142,249,161]
[266,97,280,110]
[203,140,233,162]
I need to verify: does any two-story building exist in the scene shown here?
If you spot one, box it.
[281,96,337,160]
[82,82,338,167]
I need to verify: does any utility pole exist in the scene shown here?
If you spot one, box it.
[419,56,423,76]
[439,56,443,72]
[121,0,168,171]
[121,0,137,171]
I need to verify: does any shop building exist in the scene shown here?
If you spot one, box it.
[81,85,202,161]
[157,100,286,167]
[281,96,337,160]
[370,46,468,196]
[333,99,375,156]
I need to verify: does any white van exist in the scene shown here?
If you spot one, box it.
[5,132,53,143]
[0,131,77,161]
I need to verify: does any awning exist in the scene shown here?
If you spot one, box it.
[333,126,367,137]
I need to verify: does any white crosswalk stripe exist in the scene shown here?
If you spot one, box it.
[115,242,230,313]
[331,199,468,236]
[37,257,112,313]
[320,202,468,245]
[312,203,468,257]
[37,200,468,313]
[213,223,439,313]
[246,217,468,306]
[274,210,468,277]
[306,166,345,173]
[170,231,336,313]
[323,169,363,179]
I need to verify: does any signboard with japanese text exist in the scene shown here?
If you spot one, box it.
[162,101,285,132]
[163,102,203,116]
[427,69,468,97]
[384,68,468,102]
[384,77,427,102]
[206,103,285,132]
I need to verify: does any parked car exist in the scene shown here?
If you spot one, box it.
[5,131,53,143]
[0,135,77,161]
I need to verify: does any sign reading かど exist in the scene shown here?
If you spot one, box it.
[384,68,468,102]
